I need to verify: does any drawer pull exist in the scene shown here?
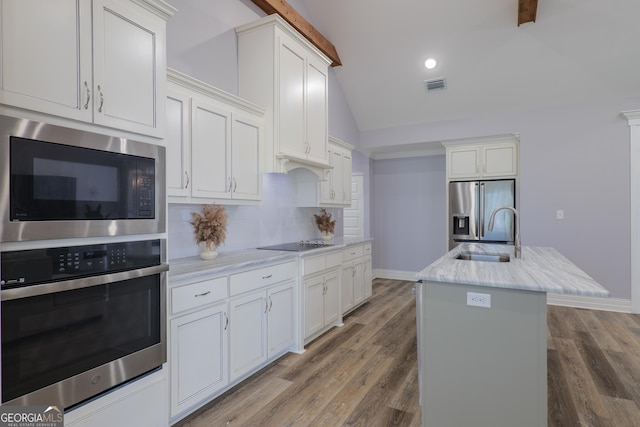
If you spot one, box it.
[351,251,356,255]
[194,291,211,297]
[262,274,273,279]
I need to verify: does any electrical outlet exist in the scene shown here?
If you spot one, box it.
[467,292,491,308]
[556,209,565,220]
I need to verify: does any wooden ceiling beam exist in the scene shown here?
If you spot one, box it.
[518,0,538,26]
[251,0,342,66]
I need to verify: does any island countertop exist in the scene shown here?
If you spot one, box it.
[417,243,610,297]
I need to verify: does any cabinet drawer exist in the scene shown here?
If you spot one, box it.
[363,242,372,256]
[342,245,364,262]
[230,261,297,296]
[302,254,326,276]
[171,276,228,314]
[326,251,342,269]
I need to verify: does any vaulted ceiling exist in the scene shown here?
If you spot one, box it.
[299,0,640,132]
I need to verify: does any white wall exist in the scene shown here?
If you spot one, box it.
[366,99,635,299]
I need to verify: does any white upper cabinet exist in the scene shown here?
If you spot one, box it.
[444,137,519,180]
[165,69,264,204]
[237,14,331,174]
[318,137,354,206]
[0,0,173,137]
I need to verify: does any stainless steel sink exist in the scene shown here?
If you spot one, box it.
[455,252,510,262]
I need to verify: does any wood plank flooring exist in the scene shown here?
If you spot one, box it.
[174,278,640,427]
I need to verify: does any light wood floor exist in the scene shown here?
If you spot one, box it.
[175,278,640,427]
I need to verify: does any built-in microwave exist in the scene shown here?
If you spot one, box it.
[0,115,166,242]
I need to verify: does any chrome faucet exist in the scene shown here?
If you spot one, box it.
[488,206,521,258]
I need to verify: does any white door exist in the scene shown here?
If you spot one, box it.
[344,174,364,239]
[231,113,262,200]
[229,291,267,381]
[267,281,296,357]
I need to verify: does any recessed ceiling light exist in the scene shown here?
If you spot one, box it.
[424,58,437,70]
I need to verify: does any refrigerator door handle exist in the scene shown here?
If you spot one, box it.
[479,182,484,238]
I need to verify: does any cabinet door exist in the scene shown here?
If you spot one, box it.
[341,150,352,205]
[277,34,306,158]
[305,56,328,164]
[482,143,518,177]
[0,0,92,121]
[304,275,325,338]
[341,264,354,314]
[319,146,334,204]
[166,88,191,197]
[352,261,364,306]
[229,291,267,381]
[191,99,231,199]
[363,256,373,299]
[323,270,340,326]
[92,0,165,136]
[170,303,228,417]
[448,146,480,179]
[267,280,296,358]
[231,113,262,200]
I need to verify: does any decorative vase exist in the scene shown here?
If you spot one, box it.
[199,242,218,260]
[321,232,333,241]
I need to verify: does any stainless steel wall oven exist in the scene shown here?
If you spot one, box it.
[0,239,168,409]
[0,115,166,242]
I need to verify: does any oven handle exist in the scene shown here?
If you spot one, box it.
[1,264,169,301]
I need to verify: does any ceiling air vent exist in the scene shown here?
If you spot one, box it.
[424,77,447,92]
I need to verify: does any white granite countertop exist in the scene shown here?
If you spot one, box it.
[169,237,373,285]
[416,243,610,297]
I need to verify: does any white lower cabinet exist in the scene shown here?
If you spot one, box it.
[229,279,296,381]
[170,303,228,418]
[301,250,342,342]
[341,243,373,315]
[168,276,229,421]
[304,269,339,339]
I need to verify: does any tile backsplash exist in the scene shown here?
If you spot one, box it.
[168,173,343,260]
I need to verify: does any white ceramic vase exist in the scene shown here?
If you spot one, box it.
[199,242,218,260]
[321,232,333,241]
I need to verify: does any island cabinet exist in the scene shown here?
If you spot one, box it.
[0,0,173,138]
[169,276,229,420]
[228,261,297,381]
[444,140,518,180]
[341,242,373,315]
[301,250,342,342]
[166,69,264,203]
[237,14,331,174]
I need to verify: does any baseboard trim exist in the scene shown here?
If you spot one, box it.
[373,269,418,282]
[374,269,631,313]
[547,293,631,313]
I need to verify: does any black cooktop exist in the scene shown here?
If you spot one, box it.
[257,240,334,252]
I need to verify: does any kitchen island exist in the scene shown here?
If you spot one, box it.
[415,243,609,427]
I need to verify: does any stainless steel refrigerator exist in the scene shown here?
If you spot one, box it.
[449,179,516,249]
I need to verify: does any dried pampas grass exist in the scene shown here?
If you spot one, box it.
[190,203,228,250]
[314,208,336,234]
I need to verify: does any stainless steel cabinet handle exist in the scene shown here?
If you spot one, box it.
[194,291,211,297]
[269,297,273,312]
[262,274,272,279]
[233,178,237,192]
[224,312,229,330]
[227,177,232,192]
[97,85,104,113]
[185,171,190,189]
[264,298,268,313]
[83,81,91,110]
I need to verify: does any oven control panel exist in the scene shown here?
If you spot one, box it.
[1,239,162,288]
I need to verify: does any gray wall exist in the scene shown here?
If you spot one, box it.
[372,155,446,274]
